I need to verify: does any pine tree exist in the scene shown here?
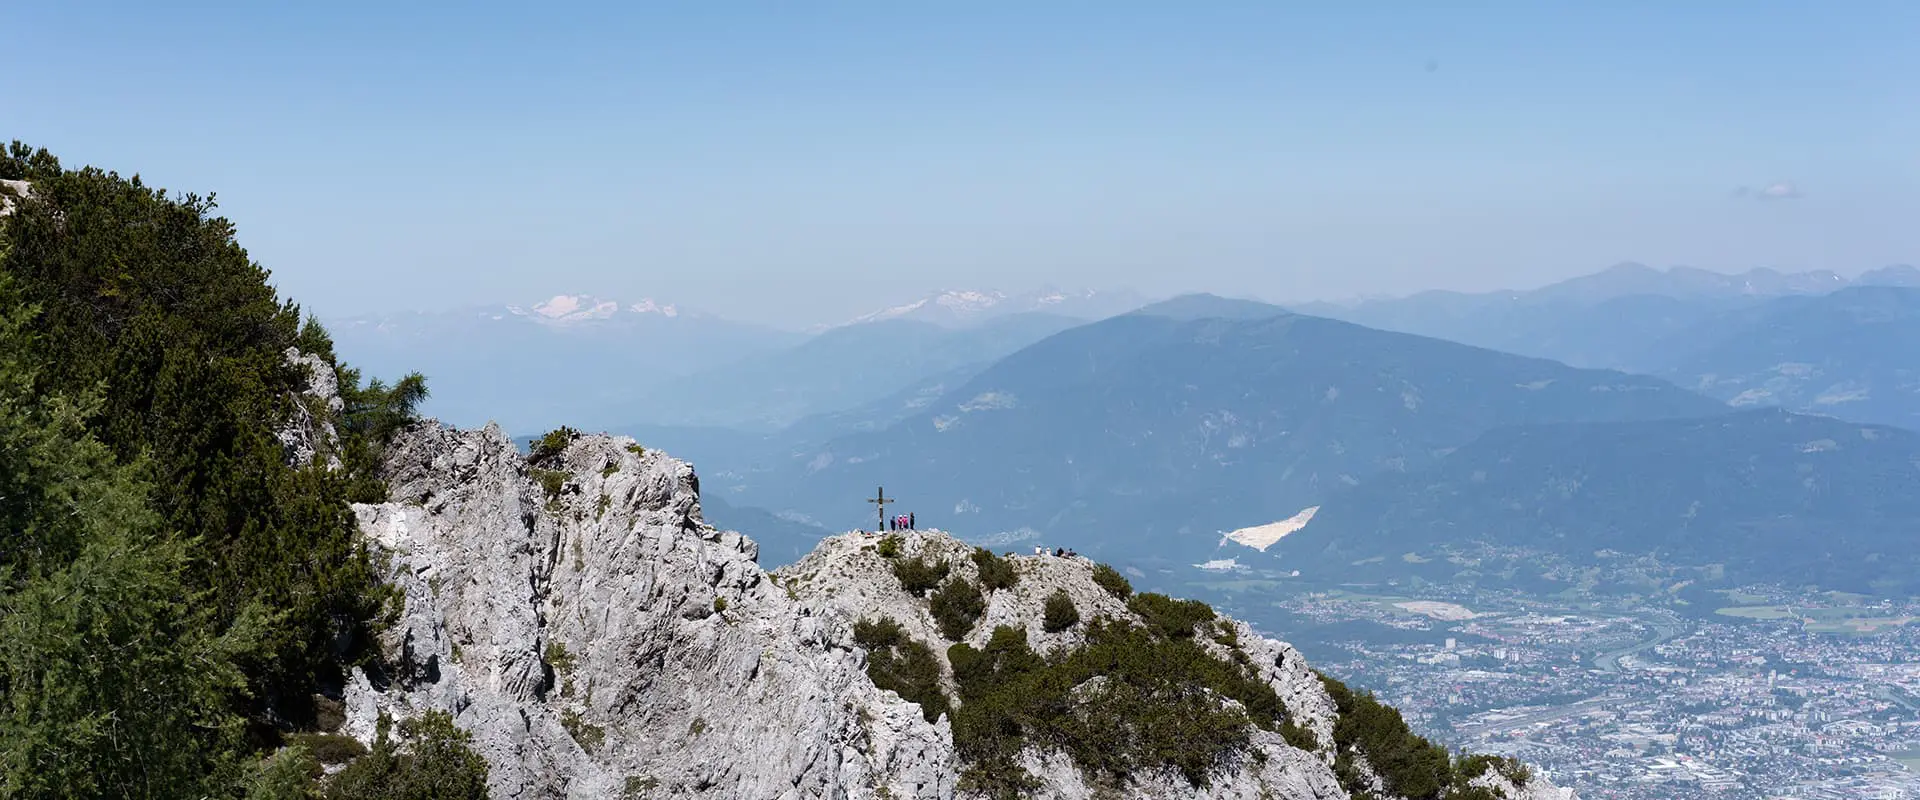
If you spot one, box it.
[0,278,256,798]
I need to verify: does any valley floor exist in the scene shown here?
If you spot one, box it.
[1187,578,1920,800]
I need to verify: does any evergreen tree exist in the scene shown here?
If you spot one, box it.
[0,281,256,798]
[0,141,417,712]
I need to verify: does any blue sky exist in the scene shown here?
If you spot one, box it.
[4,2,1916,327]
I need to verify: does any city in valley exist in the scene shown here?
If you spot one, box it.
[1192,569,1920,799]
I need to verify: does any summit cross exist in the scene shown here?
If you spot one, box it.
[866,486,893,531]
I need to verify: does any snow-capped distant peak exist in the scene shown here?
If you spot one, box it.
[532,294,619,321]
[835,289,1009,328]
[498,294,694,326]
[856,298,931,323]
[629,298,681,317]
[1032,288,1100,305]
[828,286,1148,330]
[932,289,1008,312]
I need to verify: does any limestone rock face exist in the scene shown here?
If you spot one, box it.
[342,424,1575,800]
[345,425,955,799]
[0,178,30,216]
[277,347,344,470]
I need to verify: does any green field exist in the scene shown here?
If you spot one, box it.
[1807,616,1917,635]
[1716,605,1799,620]
[1715,604,1918,634]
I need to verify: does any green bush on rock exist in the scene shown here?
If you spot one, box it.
[531,426,580,463]
[1091,563,1133,599]
[1319,671,1530,800]
[946,618,1296,797]
[325,712,489,800]
[852,616,950,724]
[930,576,986,640]
[970,547,1018,591]
[891,555,950,597]
[1042,590,1080,633]
[1126,592,1216,639]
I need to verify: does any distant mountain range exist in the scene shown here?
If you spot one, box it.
[1647,286,1920,429]
[348,266,1920,604]
[696,295,1726,567]
[825,286,1149,330]
[1268,408,1920,595]
[618,313,1086,430]
[1293,263,1920,372]
[329,287,1149,433]
[613,276,1920,605]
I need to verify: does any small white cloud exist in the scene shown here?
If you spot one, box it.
[1756,181,1803,200]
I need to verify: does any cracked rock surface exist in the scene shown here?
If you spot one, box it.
[342,422,1574,799]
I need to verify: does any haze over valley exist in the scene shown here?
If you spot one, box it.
[9,3,1919,798]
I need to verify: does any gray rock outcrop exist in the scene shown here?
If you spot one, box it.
[341,422,1575,799]
[779,531,1349,799]
[346,425,954,799]
[277,347,344,470]
[0,178,29,217]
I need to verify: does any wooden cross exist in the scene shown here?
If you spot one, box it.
[867,486,893,531]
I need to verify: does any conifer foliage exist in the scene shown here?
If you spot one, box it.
[0,143,479,796]
[0,276,254,798]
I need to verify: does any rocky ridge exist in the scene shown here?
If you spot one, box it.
[333,411,1574,798]
[779,530,1349,798]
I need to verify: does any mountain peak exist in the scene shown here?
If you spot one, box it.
[1132,292,1290,321]
[502,294,692,325]
[831,286,1150,330]
[1859,264,1920,288]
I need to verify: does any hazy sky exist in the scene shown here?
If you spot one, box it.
[5,2,1917,327]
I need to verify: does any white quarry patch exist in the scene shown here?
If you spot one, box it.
[1194,557,1243,572]
[1728,388,1774,407]
[1395,600,1480,621]
[1224,506,1319,551]
[1515,379,1555,391]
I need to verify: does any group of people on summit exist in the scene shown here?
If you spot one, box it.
[887,512,916,531]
